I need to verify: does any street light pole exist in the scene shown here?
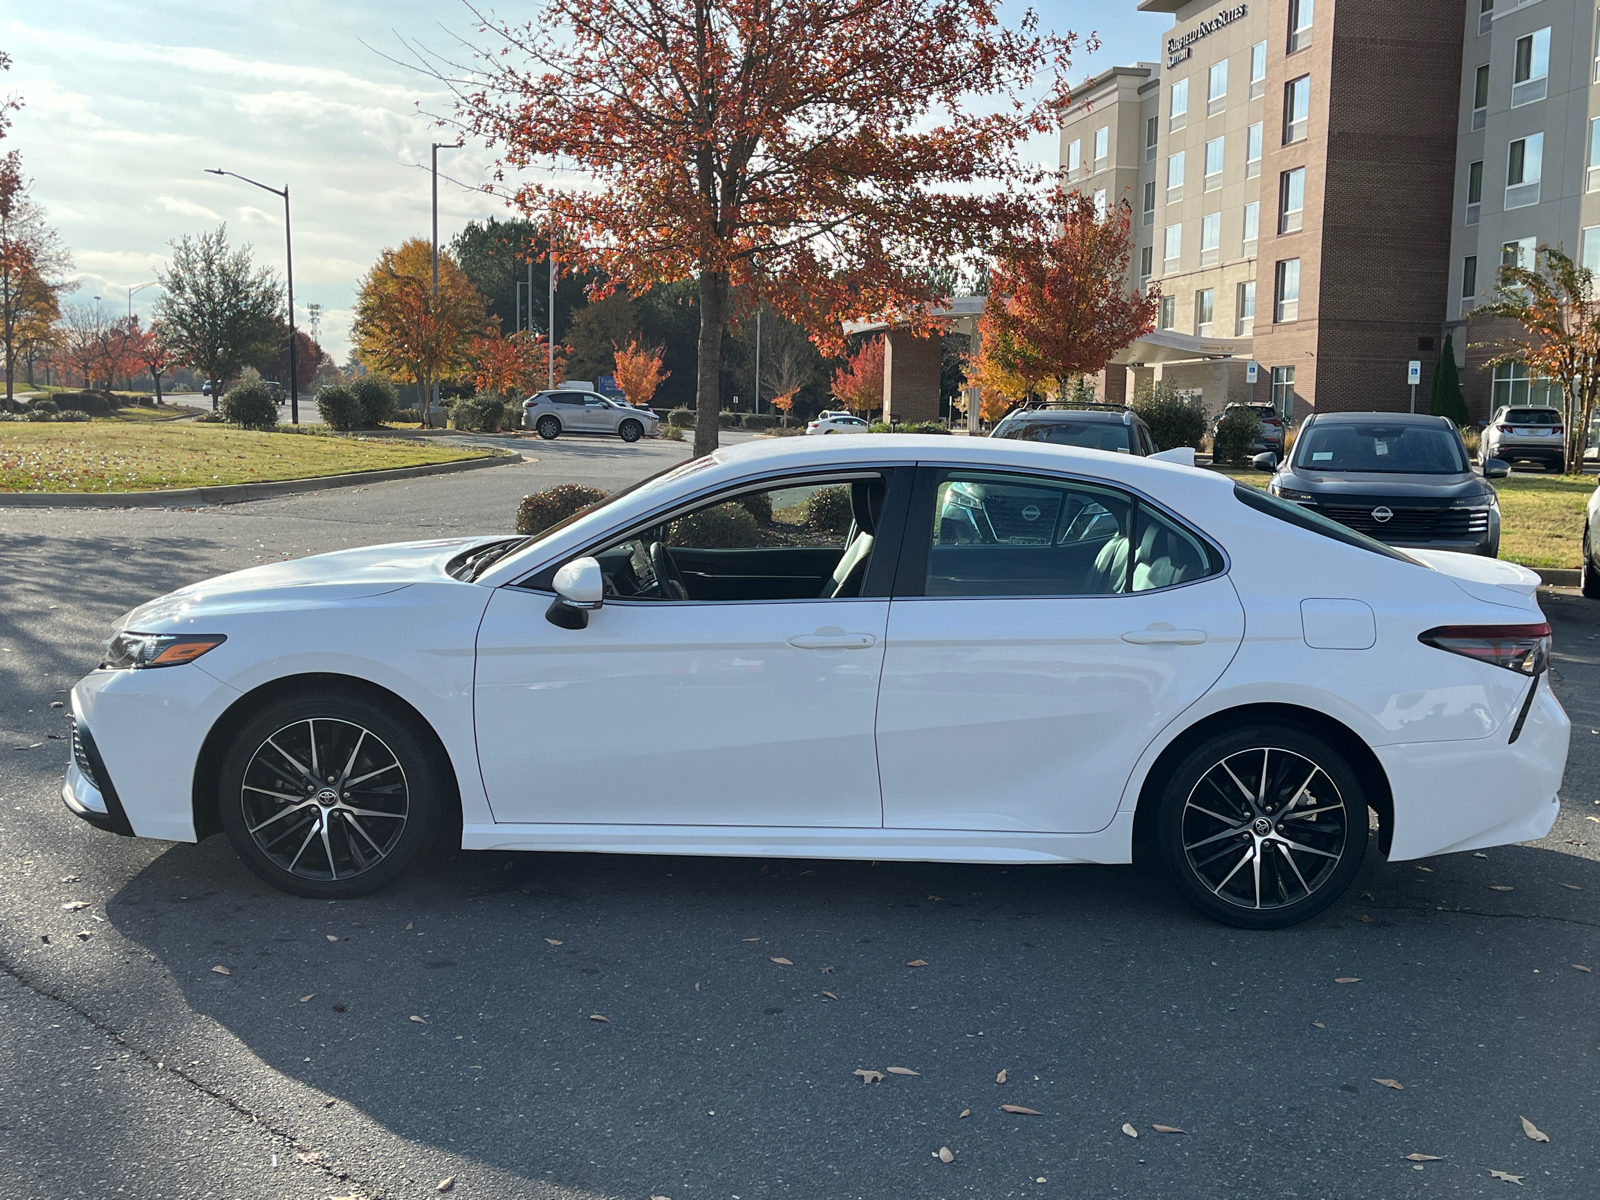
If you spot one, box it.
[127,281,159,320]
[754,307,762,416]
[430,142,461,425]
[205,169,298,422]
[548,237,557,391]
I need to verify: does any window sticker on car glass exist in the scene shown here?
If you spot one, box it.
[1312,451,1332,461]
[1375,441,1389,456]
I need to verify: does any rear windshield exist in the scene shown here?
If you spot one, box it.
[1504,409,1560,424]
[993,419,1134,453]
[1293,422,1466,474]
[1234,486,1426,566]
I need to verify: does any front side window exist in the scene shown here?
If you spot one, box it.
[1204,136,1225,187]
[1294,423,1468,475]
[1285,76,1310,143]
[1279,167,1306,234]
[1276,258,1301,323]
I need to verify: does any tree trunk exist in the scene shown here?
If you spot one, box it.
[151,367,164,405]
[693,270,729,458]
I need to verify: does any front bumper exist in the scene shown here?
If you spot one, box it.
[61,717,134,836]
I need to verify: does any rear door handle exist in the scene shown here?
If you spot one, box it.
[788,632,877,650]
[1121,628,1208,646]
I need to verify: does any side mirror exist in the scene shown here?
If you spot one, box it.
[1483,457,1511,480]
[1251,451,1279,473]
[546,556,603,630]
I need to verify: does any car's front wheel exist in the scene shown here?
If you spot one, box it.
[536,415,561,440]
[1153,724,1367,929]
[217,691,444,899]
[618,419,643,443]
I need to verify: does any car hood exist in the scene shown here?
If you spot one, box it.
[1281,469,1490,502]
[117,536,506,629]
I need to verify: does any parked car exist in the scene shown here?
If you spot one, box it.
[1483,405,1565,472]
[806,414,869,435]
[1258,411,1508,557]
[1582,477,1600,598]
[66,436,1567,928]
[1215,402,1287,456]
[521,389,660,441]
[991,406,1156,455]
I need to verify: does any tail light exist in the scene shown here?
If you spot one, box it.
[1495,423,1510,432]
[1553,426,1563,435]
[1419,623,1550,675]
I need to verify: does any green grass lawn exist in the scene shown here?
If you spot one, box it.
[1212,464,1589,570]
[0,422,495,493]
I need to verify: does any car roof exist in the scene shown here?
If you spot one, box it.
[1306,411,1453,428]
[1000,408,1136,424]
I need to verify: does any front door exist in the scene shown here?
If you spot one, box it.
[874,466,1244,834]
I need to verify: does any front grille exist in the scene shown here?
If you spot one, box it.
[983,493,1065,544]
[1318,505,1489,540]
[71,717,101,791]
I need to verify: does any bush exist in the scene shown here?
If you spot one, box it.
[316,384,363,431]
[51,391,113,416]
[55,410,92,423]
[867,421,951,434]
[354,376,398,426]
[1130,382,1209,451]
[1212,406,1264,466]
[667,407,694,428]
[718,410,743,428]
[32,398,58,415]
[26,409,53,422]
[669,501,760,547]
[806,484,854,534]
[516,484,608,536]
[662,424,685,441]
[221,381,279,430]
[736,490,773,523]
[451,395,510,432]
[742,413,778,430]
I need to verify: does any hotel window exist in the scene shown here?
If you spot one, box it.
[1246,122,1263,178]
[1067,138,1081,176]
[1204,137,1225,191]
[1143,180,1156,226]
[1140,245,1154,284]
[1159,296,1176,330]
[1582,227,1600,274]
[1492,363,1557,408]
[1480,0,1494,38]
[1466,160,1483,225]
[1272,366,1296,413]
[1236,280,1256,337]
[1201,212,1221,266]
[1462,255,1478,305]
[1208,61,1229,116]
[1171,78,1189,131]
[1472,65,1489,131]
[1195,288,1215,337]
[1289,0,1314,53]
[1279,167,1305,234]
[1243,201,1260,250]
[1093,189,1108,219]
[1512,28,1550,107]
[1506,132,1543,209]
[1167,150,1186,200]
[1250,41,1267,99]
[1275,258,1301,323]
[1093,126,1109,171]
[1164,223,1183,270]
[1146,115,1159,161]
[1501,236,1536,272]
[1588,118,1600,192]
[1284,76,1310,144]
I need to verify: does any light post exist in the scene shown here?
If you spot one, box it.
[548,228,557,391]
[127,281,159,320]
[430,141,462,425]
[205,168,298,423]
[753,306,762,415]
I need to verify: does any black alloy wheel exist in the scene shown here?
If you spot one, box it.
[1154,724,1366,928]
[618,419,643,443]
[218,692,443,898]
[536,415,561,440]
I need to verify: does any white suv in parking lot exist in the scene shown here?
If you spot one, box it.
[1483,405,1564,472]
[522,389,660,442]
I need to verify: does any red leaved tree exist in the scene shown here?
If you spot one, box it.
[612,336,670,408]
[982,189,1158,401]
[442,0,1080,456]
[830,336,884,416]
[769,385,798,426]
[472,329,563,400]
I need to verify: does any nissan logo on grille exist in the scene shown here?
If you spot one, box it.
[1371,506,1394,524]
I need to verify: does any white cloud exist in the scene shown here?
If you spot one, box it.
[157,195,222,222]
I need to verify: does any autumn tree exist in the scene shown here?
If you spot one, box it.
[1,157,73,405]
[352,238,485,409]
[769,385,798,426]
[1473,245,1600,474]
[154,225,282,407]
[981,190,1158,401]
[126,318,172,402]
[262,327,330,393]
[612,336,670,407]
[471,329,563,400]
[830,337,884,416]
[442,0,1078,457]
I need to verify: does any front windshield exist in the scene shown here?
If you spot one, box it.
[994,419,1132,452]
[1294,423,1467,475]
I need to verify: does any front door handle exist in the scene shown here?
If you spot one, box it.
[1121,628,1208,646]
[788,631,878,650]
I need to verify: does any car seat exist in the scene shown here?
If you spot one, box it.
[825,480,886,598]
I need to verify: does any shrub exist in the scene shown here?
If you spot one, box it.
[667,407,694,428]
[1460,425,1482,461]
[718,410,742,428]
[516,483,608,536]
[1212,406,1264,466]
[51,391,113,416]
[221,381,279,430]
[0,411,18,422]
[26,409,53,422]
[193,410,228,424]
[867,421,950,434]
[669,501,760,547]
[354,376,398,426]
[736,490,773,523]
[55,410,92,423]
[316,384,363,431]
[451,395,509,432]
[742,412,778,430]
[1130,382,1209,451]
[806,484,854,534]
[33,398,58,415]
[662,424,685,441]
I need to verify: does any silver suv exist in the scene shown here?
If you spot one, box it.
[521,389,661,442]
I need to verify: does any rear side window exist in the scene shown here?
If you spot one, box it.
[1234,485,1427,565]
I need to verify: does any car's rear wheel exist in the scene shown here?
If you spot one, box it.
[1153,724,1366,929]
[1552,455,1566,474]
[217,691,444,899]
[618,419,643,443]
[536,415,561,440]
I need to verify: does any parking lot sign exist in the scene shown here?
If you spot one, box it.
[1407,360,1421,386]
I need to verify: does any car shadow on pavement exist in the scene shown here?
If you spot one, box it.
[101,830,1600,1200]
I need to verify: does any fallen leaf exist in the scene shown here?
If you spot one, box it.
[299,994,315,1003]
[61,901,89,912]
[406,922,414,929]
[331,1002,346,1013]
[1574,964,1592,973]
[437,1176,456,1193]
[545,938,563,946]
[1000,1104,1042,1116]
[1312,1022,1326,1029]
[1587,816,1600,823]
[326,934,339,942]
[1560,883,1582,890]
[1354,914,1372,923]
[651,1195,673,1200]
[821,990,838,1000]
[1035,1178,1047,1185]
[75,930,91,941]
[211,965,231,975]
[995,1069,1008,1085]
[1152,1124,1185,1134]
[1373,1078,1404,1090]
[409,1015,426,1024]
[938,1146,955,1163]
[959,1108,971,1118]
[322,1098,335,1108]
[886,1066,920,1076]
[295,1151,319,1164]
[1334,977,1361,984]
[854,1069,885,1084]
[742,937,761,942]
[1474,852,1488,859]
[1404,1154,1444,1162]
[907,959,928,967]
[820,965,836,974]
[1121,1123,1138,1138]
[1490,1169,1524,1184]
[1416,865,1433,872]
[770,957,793,966]
[1490,886,1514,892]
[589,1014,609,1023]
[799,869,817,876]
[1520,1116,1549,1143]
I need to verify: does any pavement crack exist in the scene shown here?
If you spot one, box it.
[1362,900,1600,929]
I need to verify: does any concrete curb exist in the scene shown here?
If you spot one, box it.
[1535,568,1581,587]
[0,451,520,509]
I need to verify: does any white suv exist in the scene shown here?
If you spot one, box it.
[1483,405,1564,472]
[521,390,660,442]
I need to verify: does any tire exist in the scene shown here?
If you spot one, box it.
[1583,525,1600,599]
[217,690,446,899]
[618,419,643,443]
[1153,723,1367,929]
[536,415,561,440]
[1553,456,1566,474]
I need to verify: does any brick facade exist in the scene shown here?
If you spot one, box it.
[882,331,942,424]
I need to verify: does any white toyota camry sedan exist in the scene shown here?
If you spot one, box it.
[64,436,1569,928]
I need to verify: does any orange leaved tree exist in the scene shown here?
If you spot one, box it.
[446,0,1080,456]
[612,336,670,408]
[982,190,1158,401]
[830,337,884,416]
[769,386,798,427]
[352,238,486,408]
[472,329,563,401]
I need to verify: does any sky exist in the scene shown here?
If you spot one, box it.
[3,2,1175,363]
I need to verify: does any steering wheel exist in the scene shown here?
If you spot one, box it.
[648,541,689,600]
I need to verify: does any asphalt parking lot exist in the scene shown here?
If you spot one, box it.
[1,436,1597,1200]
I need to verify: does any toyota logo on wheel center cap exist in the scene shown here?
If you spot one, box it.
[316,787,339,807]
[1371,506,1394,523]
[1251,817,1273,836]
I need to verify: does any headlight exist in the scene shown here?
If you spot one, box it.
[1270,483,1316,502]
[100,632,226,670]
